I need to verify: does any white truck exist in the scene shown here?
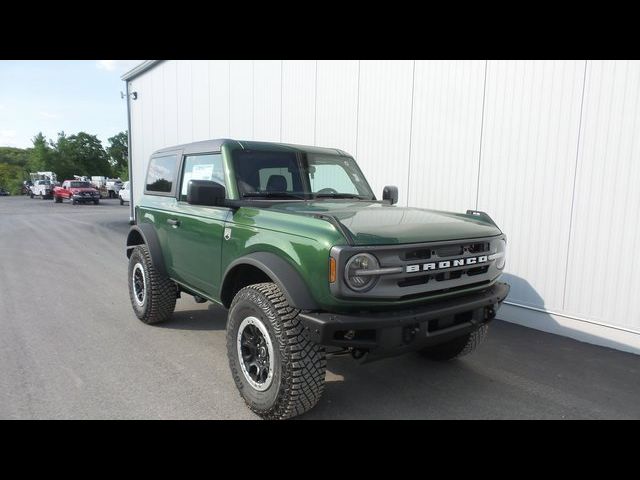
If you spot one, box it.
[29,172,57,199]
[91,176,123,198]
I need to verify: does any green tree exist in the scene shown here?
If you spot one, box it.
[1,131,125,193]
[0,146,30,167]
[106,131,128,175]
[29,132,53,172]
[50,131,112,180]
[0,163,23,194]
[0,146,31,193]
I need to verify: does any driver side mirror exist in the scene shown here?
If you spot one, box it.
[187,180,226,206]
[383,185,398,205]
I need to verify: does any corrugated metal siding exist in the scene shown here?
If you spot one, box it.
[162,61,178,146]
[408,60,485,212]
[281,60,316,145]
[253,60,281,142]
[356,60,414,205]
[126,59,640,351]
[191,60,210,142]
[478,60,586,311]
[208,60,230,138]
[176,60,193,144]
[315,60,359,155]
[150,64,165,150]
[564,60,640,330]
[229,60,253,139]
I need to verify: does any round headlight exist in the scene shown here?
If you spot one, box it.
[495,239,507,270]
[345,253,380,292]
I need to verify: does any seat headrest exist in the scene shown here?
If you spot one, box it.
[266,175,288,192]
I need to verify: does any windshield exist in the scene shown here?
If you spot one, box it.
[70,181,91,188]
[232,150,375,200]
[37,180,51,185]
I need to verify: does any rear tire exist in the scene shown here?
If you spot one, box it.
[419,324,489,361]
[30,192,34,199]
[120,197,124,205]
[94,199,99,205]
[128,244,177,325]
[226,282,326,420]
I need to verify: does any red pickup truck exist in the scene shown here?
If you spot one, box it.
[53,180,101,205]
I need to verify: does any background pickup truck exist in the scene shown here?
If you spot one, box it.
[29,180,53,199]
[53,180,101,205]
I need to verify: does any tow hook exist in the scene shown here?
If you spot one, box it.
[402,324,420,344]
[485,306,496,320]
[351,348,367,360]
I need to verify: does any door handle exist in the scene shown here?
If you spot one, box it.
[167,218,181,227]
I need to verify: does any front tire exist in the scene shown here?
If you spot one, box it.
[226,282,326,420]
[120,197,124,205]
[419,324,489,361]
[54,195,62,203]
[128,245,177,324]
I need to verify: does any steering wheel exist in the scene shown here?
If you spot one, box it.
[316,187,339,195]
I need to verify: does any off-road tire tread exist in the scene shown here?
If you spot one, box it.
[129,245,177,325]
[228,282,326,420]
[421,324,489,361]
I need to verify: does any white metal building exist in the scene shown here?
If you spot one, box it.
[122,60,640,355]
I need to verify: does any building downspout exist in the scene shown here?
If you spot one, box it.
[125,81,135,225]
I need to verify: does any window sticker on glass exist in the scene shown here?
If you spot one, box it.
[192,163,214,180]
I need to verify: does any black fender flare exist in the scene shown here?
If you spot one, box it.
[125,224,167,277]
[221,252,319,310]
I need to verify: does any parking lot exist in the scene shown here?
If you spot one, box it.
[0,194,638,419]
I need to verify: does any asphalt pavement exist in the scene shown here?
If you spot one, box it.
[0,195,638,419]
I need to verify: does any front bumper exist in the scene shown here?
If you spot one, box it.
[72,194,99,202]
[299,282,510,361]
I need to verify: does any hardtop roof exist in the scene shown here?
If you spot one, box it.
[151,139,351,158]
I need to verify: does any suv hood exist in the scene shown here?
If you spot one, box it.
[266,201,502,245]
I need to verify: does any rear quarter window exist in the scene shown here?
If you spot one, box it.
[146,154,178,194]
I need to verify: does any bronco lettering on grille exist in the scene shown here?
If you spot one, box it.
[405,255,488,273]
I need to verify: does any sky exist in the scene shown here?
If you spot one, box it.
[0,60,142,149]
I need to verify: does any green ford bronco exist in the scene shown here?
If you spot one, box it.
[126,139,510,419]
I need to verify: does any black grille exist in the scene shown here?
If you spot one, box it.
[399,280,491,300]
[403,241,489,262]
[398,266,488,287]
[398,275,429,288]
[434,245,463,257]
[403,248,431,261]
[466,242,490,254]
[467,266,489,276]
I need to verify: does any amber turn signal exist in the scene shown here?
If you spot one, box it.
[329,257,337,283]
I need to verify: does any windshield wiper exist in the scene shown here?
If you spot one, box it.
[242,191,308,200]
[313,193,367,199]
